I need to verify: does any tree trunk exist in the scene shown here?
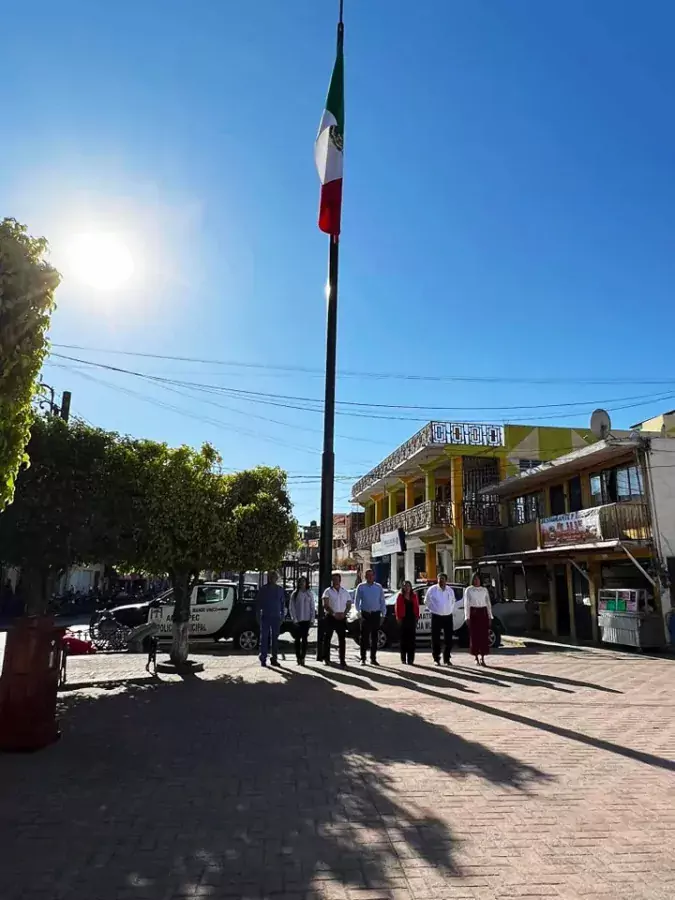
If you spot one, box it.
[23,566,50,616]
[169,570,191,665]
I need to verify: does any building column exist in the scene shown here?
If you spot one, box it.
[403,478,416,510]
[404,549,415,584]
[439,547,452,578]
[390,552,399,590]
[374,494,384,523]
[425,542,437,581]
[451,456,464,565]
[387,487,398,518]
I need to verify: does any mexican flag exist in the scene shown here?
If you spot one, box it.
[315,39,344,236]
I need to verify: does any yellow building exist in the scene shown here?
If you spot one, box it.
[351,420,612,587]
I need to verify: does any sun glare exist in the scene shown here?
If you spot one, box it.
[66,231,135,291]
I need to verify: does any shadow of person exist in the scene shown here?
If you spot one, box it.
[0,671,550,900]
[490,664,623,694]
[371,664,479,694]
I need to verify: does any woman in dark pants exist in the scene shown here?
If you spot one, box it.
[289,576,315,665]
[395,581,420,664]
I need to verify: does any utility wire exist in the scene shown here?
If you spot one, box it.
[48,354,675,421]
[51,343,675,387]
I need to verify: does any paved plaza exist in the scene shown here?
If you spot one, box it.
[1,640,674,900]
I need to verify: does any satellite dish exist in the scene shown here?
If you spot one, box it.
[590,408,612,439]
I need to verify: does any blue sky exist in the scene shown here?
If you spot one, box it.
[3,0,675,523]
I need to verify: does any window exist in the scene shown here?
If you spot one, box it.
[195,586,226,605]
[589,464,643,506]
[590,473,604,506]
[509,492,542,526]
[519,459,542,473]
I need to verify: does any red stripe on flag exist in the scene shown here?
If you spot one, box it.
[318,179,343,236]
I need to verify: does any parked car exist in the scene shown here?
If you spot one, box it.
[346,583,504,650]
[92,581,270,651]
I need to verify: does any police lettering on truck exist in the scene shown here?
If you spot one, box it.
[149,584,235,638]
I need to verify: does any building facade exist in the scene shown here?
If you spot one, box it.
[351,420,613,589]
[479,435,674,644]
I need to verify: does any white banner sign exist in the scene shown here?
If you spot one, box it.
[541,508,601,548]
[372,528,405,557]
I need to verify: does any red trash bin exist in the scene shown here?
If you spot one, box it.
[0,616,65,752]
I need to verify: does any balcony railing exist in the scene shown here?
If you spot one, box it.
[351,424,433,498]
[351,420,505,498]
[355,500,452,551]
[484,501,651,556]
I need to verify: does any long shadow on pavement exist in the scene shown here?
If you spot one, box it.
[0,670,549,900]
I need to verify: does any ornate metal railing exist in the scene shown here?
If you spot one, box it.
[351,423,433,498]
[463,500,501,527]
[351,421,505,499]
[355,500,452,551]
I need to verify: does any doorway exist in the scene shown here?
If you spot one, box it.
[568,476,583,513]
[572,564,593,640]
[554,565,570,636]
[550,484,566,516]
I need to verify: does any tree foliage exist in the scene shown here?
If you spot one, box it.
[0,219,60,511]
[0,416,120,612]
[0,417,298,665]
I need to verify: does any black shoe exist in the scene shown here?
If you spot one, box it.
[445,659,453,667]
[434,659,441,667]
[271,658,280,667]
[400,659,406,665]
[323,659,331,666]
[360,658,367,666]
[370,659,380,667]
[340,661,347,669]
[409,660,415,666]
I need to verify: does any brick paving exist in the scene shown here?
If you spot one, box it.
[1,640,674,899]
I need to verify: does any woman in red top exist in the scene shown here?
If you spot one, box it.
[395,580,420,665]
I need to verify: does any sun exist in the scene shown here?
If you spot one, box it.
[66,231,135,291]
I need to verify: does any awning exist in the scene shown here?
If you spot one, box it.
[477,539,624,565]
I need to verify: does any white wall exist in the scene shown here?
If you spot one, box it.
[645,439,675,628]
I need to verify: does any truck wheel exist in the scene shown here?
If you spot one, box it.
[234,628,259,652]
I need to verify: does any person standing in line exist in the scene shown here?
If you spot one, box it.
[355,569,386,666]
[465,572,493,667]
[395,580,420,665]
[289,575,315,666]
[256,571,286,668]
[425,572,457,666]
[321,572,351,668]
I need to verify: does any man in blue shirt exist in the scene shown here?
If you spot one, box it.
[256,571,286,667]
[355,569,386,666]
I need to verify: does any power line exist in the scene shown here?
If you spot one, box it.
[50,343,675,387]
[48,353,675,421]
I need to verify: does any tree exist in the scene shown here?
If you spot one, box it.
[119,440,232,665]
[0,416,121,613]
[125,450,297,666]
[0,219,60,511]
[222,467,298,574]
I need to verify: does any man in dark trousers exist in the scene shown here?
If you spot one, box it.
[355,569,386,665]
[256,571,286,667]
[424,572,457,666]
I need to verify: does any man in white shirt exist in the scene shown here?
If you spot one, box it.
[424,572,456,666]
[321,572,352,667]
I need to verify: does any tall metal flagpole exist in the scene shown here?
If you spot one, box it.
[317,1,344,661]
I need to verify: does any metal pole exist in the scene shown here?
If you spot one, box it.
[317,235,339,659]
[316,1,344,661]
